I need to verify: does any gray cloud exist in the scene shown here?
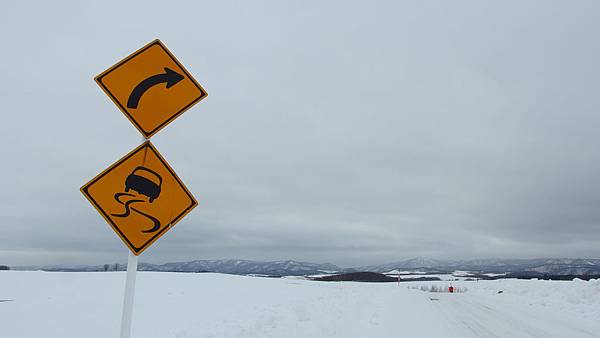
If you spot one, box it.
[1,1,600,267]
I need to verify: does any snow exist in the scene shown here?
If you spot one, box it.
[452,270,473,277]
[1,271,600,337]
[482,272,507,277]
[384,270,427,275]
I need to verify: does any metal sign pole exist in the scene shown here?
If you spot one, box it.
[120,250,138,338]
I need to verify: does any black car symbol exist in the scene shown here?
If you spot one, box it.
[124,166,162,203]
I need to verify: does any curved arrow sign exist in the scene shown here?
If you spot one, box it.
[95,39,207,138]
[127,67,184,109]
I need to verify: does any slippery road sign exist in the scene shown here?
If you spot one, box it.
[95,39,207,138]
[81,141,197,255]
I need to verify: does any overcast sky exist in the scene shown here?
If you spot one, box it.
[1,1,599,267]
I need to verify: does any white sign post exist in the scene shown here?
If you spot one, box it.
[120,251,138,338]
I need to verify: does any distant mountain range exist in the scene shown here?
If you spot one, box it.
[14,259,339,276]
[353,257,600,276]
[12,257,600,276]
[138,259,339,276]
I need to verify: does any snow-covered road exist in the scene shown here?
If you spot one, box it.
[433,291,599,337]
[1,271,599,337]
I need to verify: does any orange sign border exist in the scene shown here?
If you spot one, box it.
[94,39,208,138]
[80,141,198,255]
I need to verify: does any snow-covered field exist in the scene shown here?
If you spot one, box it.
[1,271,599,338]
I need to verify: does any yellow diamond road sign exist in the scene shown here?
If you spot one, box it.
[95,39,207,138]
[81,142,197,255]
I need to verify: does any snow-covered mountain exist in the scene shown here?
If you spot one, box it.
[138,259,339,276]
[13,257,600,276]
[15,259,340,276]
[354,258,600,275]
[353,257,446,272]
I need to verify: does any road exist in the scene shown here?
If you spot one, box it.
[430,290,599,337]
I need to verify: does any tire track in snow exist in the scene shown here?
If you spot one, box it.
[430,293,598,338]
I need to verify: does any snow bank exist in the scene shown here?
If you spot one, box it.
[1,271,600,337]
[477,278,600,320]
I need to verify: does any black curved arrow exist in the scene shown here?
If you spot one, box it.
[127,67,184,109]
